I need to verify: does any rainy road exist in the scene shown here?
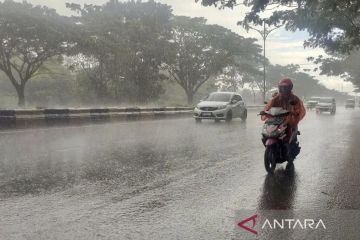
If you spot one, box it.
[0,108,360,239]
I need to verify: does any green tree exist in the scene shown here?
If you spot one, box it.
[217,63,261,92]
[0,0,75,106]
[308,52,360,91]
[266,64,350,101]
[198,0,360,54]
[67,0,173,104]
[163,16,262,104]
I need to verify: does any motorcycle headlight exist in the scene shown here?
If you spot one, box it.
[263,124,281,138]
[217,105,227,110]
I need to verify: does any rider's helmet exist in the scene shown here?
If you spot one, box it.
[278,78,293,95]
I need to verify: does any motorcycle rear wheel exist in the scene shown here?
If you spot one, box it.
[264,146,277,173]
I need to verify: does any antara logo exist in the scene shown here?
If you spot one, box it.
[262,218,326,230]
[238,214,326,235]
[237,214,258,235]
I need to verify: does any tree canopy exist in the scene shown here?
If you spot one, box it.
[266,64,350,101]
[0,0,349,107]
[309,51,360,92]
[0,0,76,106]
[198,0,360,54]
[67,0,173,104]
[163,16,262,103]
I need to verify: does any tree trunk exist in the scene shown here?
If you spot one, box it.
[233,84,237,92]
[186,91,194,105]
[16,85,25,107]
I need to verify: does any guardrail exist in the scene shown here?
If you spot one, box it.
[0,107,194,129]
[0,106,264,130]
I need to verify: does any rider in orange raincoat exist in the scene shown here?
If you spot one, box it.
[261,78,306,159]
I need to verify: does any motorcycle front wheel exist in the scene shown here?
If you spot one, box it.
[264,146,277,173]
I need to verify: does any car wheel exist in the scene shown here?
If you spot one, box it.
[225,111,232,122]
[241,109,247,121]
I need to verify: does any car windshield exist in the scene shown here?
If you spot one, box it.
[319,98,333,103]
[205,93,231,102]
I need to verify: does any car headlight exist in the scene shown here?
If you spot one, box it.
[217,105,227,110]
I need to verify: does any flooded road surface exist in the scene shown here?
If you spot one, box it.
[0,108,360,239]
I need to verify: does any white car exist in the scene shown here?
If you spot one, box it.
[316,97,336,115]
[345,99,355,109]
[306,96,321,110]
[193,92,247,122]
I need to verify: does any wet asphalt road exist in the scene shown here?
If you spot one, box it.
[0,108,360,239]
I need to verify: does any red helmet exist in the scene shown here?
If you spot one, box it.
[278,78,293,94]
[279,78,293,89]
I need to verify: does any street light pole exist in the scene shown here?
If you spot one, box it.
[263,21,266,102]
[244,20,282,102]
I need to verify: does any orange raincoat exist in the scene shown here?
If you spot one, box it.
[262,93,306,140]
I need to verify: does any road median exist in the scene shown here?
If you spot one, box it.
[0,106,264,130]
[0,107,194,129]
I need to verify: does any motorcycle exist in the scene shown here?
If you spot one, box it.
[260,107,301,173]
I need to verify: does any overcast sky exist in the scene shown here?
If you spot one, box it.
[8,0,355,92]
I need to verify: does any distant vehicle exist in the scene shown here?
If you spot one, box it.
[345,99,355,109]
[306,96,321,110]
[193,92,247,122]
[316,97,336,115]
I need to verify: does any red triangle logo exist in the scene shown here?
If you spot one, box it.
[237,214,258,235]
